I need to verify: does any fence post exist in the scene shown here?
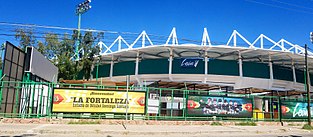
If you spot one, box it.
[38,83,44,117]
[171,89,174,119]
[146,87,149,120]
[158,89,162,120]
[278,96,283,125]
[0,81,3,111]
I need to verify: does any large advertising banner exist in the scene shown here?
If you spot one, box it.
[187,95,253,118]
[281,101,313,119]
[52,88,145,114]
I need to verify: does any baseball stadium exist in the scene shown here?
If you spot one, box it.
[0,27,313,122]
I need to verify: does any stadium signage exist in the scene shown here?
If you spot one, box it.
[52,88,145,114]
[281,101,313,119]
[180,58,201,68]
[187,95,253,118]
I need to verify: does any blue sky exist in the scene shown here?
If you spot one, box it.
[1,0,313,47]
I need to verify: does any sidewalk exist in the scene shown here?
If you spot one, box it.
[0,123,313,137]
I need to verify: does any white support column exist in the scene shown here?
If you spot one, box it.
[292,61,296,83]
[110,56,114,79]
[234,30,237,47]
[142,33,146,48]
[135,51,141,85]
[169,48,173,81]
[260,34,264,49]
[166,27,178,45]
[238,51,243,77]
[205,51,208,75]
[204,50,208,83]
[201,28,211,46]
[135,52,139,75]
[269,55,273,80]
[118,36,122,51]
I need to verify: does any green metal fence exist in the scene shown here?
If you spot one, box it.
[0,80,311,122]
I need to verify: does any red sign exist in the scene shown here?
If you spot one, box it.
[53,94,64,104]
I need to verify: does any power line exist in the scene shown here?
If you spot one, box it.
[272,0,313,11]
[0,21,305,51]
[0,22,136,35]
[245,0,313,15]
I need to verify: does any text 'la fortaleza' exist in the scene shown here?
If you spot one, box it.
[72,97,131,108]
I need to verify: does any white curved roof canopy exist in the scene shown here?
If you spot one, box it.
[96,28,313,72]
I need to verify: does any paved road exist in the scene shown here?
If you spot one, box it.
[0,123,312,137]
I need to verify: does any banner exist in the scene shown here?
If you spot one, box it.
[180,58,201,68]
[52,88,145,114]
[187,95,253,118]
[281,101,313,119]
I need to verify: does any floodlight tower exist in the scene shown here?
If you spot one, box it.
[74,0,92,60]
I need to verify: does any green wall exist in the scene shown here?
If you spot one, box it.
[84,59,312,85]
[243,62,269,78]
[295,69,305,84]
[273,65,293,82]
[139,59,168,74]
[208,59,239,76]
[92,64,110,78]
[113,61,135,76]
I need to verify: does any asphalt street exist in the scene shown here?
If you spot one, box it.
[0,123,313,137]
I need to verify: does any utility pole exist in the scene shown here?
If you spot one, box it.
[305,44,311,126]
[75,0,92,60]
[307,32,313,126]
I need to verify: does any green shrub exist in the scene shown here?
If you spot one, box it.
[210,122,222,126]
[302,124,313,130]
[235,121,257,126]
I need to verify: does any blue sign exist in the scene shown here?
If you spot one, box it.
[180,58,201,68]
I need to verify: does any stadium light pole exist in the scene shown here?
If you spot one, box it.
[75,0,92,60]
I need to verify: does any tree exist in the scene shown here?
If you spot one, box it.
[14,28,103,81]
[79,31,102,80]
[14,28,36,51]
[55,33,78,80]
[0,43,5,69]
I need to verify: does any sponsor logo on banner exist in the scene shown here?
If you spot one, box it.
[52,88,145,114]
[180,58,201,68]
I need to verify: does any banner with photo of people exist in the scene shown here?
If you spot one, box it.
[187,95,253,118]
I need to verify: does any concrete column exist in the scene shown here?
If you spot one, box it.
[204,50,209,83]
[110,56,114,79]
[238,51,243,77]
[135,52,139,76]
[169,48,173,77]
[205,51,208,75]
[292,62,296,83]
[135,52,142,86]
[269,55,273,80]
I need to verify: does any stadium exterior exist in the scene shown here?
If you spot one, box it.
[95,28,313,92]
[1,28,313,121]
